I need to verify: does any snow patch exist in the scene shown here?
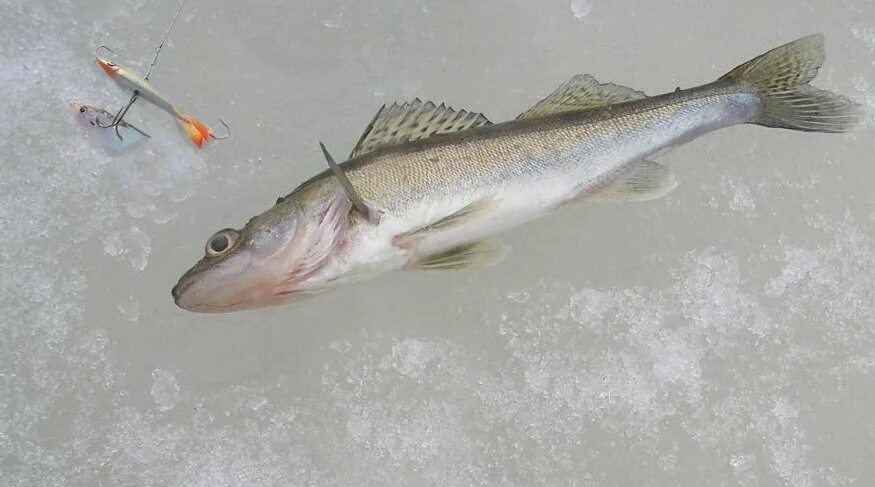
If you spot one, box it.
[570,0,592,19]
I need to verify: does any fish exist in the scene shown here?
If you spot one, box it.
[96,57,214,148]
[172,34,859,312]
[69,102,151,138]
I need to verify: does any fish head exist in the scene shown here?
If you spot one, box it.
[172,182,352,312]
[69,102,103,126]
[96,57,120,78]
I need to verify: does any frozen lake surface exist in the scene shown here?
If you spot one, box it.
[2,0,874,485]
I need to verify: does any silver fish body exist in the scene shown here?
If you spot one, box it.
[173,34,859,312]
[307,84,755,280]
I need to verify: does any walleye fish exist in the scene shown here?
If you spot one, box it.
[96,57,216,148]
[69,102,151,138]
[173,34,859,312]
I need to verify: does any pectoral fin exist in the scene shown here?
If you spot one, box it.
[396,198,496,246]
[584,159,678,202]
[408,240,509,271]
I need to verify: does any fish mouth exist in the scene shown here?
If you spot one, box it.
[171,270,329,312]
[171,279,197,309]
[171,279,250,313]
[170,280,187,306]
[171,259,303,313]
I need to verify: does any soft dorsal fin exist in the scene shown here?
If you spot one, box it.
[350,99,493,158]
[517,74,647,120]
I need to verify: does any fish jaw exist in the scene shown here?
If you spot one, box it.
[172,252,287,312]
[171,252,335,313]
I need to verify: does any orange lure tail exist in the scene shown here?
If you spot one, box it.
[175,110,211,148]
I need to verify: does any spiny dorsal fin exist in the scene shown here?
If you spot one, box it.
[408,240,509,271]
[584,159,678,202]
[350,99,493,158]
[517,74,647,120]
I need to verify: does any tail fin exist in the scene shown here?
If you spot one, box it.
[175,110,211,148]
[719,34,860,133]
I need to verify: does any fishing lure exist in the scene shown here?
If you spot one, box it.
[94,0,228,148]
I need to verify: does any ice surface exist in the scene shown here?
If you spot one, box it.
[150,368,181,411]
[2,0,874,485]
[570,0,592,20]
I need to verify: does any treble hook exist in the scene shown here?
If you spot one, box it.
[95,44,117,58]
[96,90,140,140]
[210,118,231,140]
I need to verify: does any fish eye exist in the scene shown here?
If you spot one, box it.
[205,229,239,257]
[79,107,86,113]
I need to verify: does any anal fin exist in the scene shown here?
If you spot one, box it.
[584,160,678,202]
[408,240,509,271]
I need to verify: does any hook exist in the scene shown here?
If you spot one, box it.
[96,90,140,140]
[125,122,152,139]
[95,45,117,58]
[210,118,231,140]
[94,112,116,128]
